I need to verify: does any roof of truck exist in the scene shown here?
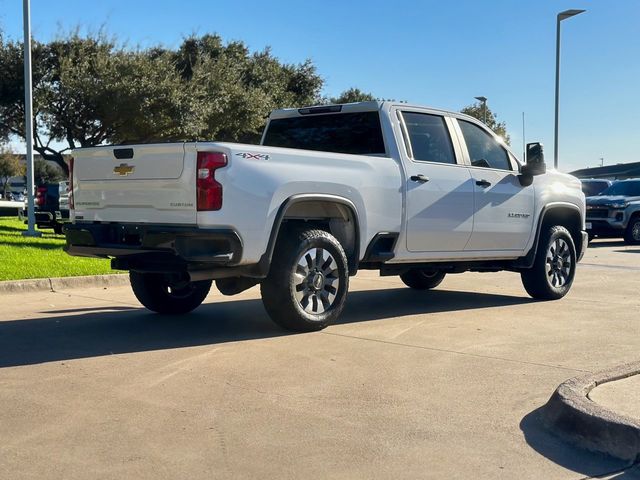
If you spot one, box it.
[268,100,462,120]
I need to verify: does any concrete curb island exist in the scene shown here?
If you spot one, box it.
[543,361,640,462]
[0,274,129,294]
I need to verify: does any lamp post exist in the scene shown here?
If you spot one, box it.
[554,8,586,170]
[474,96,487,124]
[21,0,41,237]
[522,112,526,160]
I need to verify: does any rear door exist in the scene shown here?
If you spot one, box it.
[400,110,475,252]
[454,119,534,252]
[72,143,197,224]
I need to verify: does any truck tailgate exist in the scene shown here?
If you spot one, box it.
[72,143,197,224]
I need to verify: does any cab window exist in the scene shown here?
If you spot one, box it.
[458,120,512,171]
[402,112,456,164]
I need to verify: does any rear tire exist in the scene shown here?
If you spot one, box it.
[130,272,212,314]
[521,225,576,300]
[400,269,446,290]
[260,228,349,332]
[624,216,640,245]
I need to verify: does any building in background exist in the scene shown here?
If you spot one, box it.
[570,162,640,180]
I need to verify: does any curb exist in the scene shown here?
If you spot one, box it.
[0,274,129,294]
[542,361,640,462]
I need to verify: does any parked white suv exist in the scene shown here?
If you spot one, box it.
[65,101,587,331]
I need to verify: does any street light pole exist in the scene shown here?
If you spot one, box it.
[553,8,586,170]
[522,112,526,160]
[474,96,487,124]
[21,0,41,237]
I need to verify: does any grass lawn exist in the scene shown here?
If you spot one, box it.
[0,216,118,281]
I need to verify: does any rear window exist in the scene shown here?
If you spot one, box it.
[263,111,385,155]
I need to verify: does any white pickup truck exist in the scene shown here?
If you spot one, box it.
[65,101,587,331]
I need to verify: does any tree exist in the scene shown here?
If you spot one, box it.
[172,35,323,144]
[328,87,376,104]
[1,32,118,174]
[0,146,23,198]
[0,31,326,173]
[461,102,511,145]
[33,159,63,186]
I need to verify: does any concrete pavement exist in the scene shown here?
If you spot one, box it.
[1,239,640,479]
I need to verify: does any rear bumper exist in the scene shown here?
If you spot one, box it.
[20,208,70,226]
[64,222,243,267]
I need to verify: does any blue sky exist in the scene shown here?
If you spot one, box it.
[1,0,639,171]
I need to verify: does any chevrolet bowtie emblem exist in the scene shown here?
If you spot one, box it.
[113,163,135,176]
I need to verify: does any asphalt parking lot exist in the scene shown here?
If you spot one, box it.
[1,240,639,480]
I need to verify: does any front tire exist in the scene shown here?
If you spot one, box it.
[260,228,349,332]
[130,272,212,314]
[400,269,446,290]
[624,216,640,245]
[521,225,576,300]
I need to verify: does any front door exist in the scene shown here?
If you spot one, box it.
[456,119,534,252]
[401,111,475,253]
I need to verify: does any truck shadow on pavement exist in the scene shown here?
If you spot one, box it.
[0,288,533,369]
[616,249,640,254]
[520,407,638,478]
[589,240,627,249]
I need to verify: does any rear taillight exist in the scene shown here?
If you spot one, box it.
[36,186,47,207]
[68,157,74,209]
[196,152,227,211]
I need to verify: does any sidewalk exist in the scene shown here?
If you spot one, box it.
[590,373,640,424]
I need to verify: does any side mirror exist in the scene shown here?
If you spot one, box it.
[519,142,546,186]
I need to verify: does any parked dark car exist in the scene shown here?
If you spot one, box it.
[20,181,70,234]
[581,178,612,197]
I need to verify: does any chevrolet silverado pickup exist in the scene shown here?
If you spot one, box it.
[64,101,587,331]
[585,179,640,244]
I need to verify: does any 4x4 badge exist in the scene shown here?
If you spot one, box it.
[235,152,270,160]
[113,163,135,176]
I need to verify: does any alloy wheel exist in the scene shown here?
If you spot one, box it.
[293,247,340,314]
[632,221,640,242]
[545,238,572,287]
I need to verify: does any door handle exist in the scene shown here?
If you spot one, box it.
[475,179,491,188]
[410,174,430,183]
